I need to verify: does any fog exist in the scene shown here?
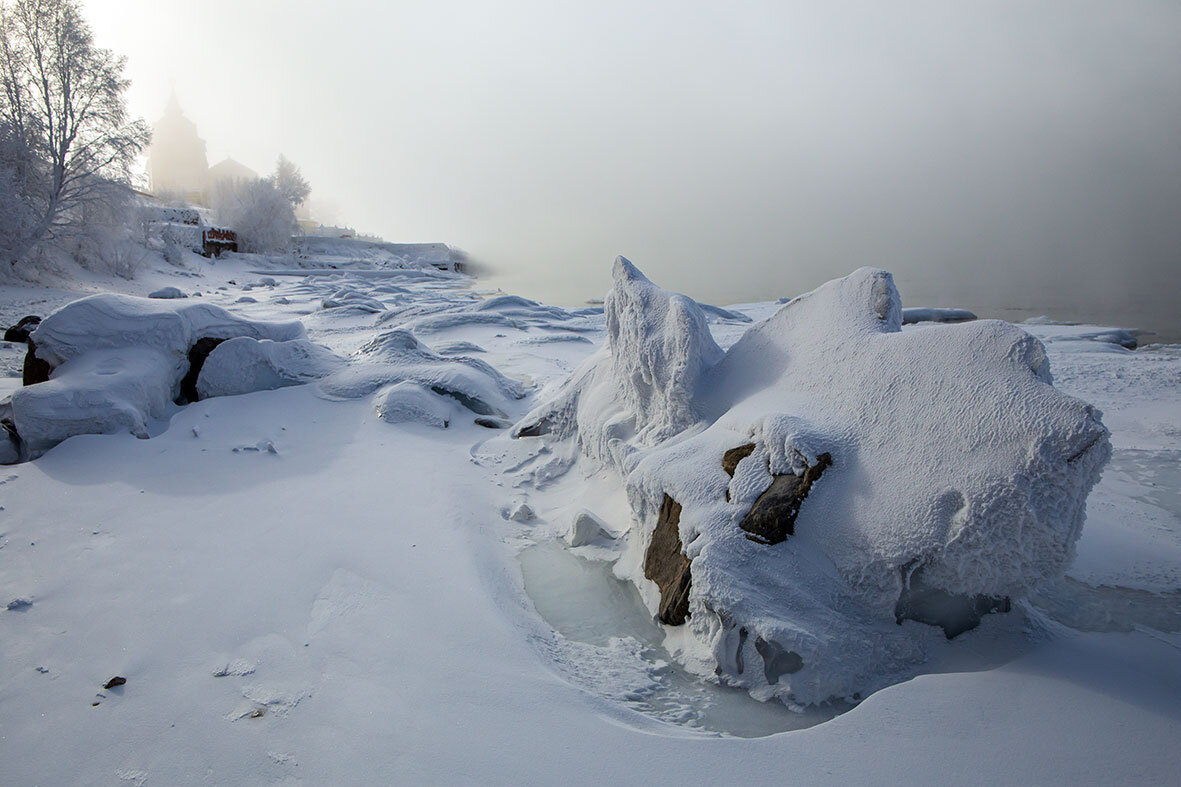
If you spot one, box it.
[86,1,1180,337]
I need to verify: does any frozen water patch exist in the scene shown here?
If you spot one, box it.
[518,541,842,737]
[1030,577,1181,633]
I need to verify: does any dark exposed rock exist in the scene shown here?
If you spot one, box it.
[1,417,20,463]
[4,315,41,343]
[722,443,755,477]
[894,582,1011,639]
[103,676,126,689]
[643,494,692,625]
[514,417,551,438]
[22,340,52,386]
[739,453,832,545]
[178,337,226,404]
[430,385,501,417]
[474,416,512,429]
[754,636,804,684]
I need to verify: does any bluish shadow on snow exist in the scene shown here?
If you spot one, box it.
[27,385,363,497]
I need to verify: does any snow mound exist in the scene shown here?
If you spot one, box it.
[374,381,455,428]
[8,295,307,457]
[196,338,346,399]
[321,288,387,314]
[148,286,187,300]
[514,256,722,465]
[318,329,524,418]
[392,293,596,335]
[517,261,1111,707]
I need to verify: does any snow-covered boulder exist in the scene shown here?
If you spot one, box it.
[25,294,304,369]
[148,286,187,300]
[319,329,524,418]
[374,381,455,428]
[11,349,176,456]
[517,260,1111,707]
[9,294,307,457]
[196,338,346,399]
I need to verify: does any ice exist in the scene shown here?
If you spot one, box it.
[901,306,976,324]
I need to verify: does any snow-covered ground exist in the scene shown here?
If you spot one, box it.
[0,248,1177,784]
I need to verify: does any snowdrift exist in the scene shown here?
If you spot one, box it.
[318,329,525,425]
[515,258,1111,706]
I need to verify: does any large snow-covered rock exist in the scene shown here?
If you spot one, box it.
[9,295,308,457]
[11,349,177,456]
[196,337,345,399]
[26,294,304,368]
[516,260,1111,707]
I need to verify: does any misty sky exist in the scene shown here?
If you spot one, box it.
[86,1,1180,332]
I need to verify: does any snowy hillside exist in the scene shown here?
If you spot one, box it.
[0,249,1177,785]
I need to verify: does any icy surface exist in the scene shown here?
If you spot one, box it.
[0,247,1175,784]
[901,306,976,323]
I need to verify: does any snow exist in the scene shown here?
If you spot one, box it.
[147,286,187,299]
[5,294,308,458]
[26,293,305,368]
[0,245,1176,784]
[567,509,612,546]
[9,348,176,456]
[196,337,346,399]
[517,262,1111,706]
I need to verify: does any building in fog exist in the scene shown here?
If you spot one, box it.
[146,93,209,202]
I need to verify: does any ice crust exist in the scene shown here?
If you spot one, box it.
[518,258,1112,706]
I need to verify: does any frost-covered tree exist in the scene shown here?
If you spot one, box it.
[273,154,310,207]
[0,0,149,270]
[214,177,296,254]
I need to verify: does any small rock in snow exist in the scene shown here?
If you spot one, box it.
[508,502,536,522]
[6,597,32,611]
[148,286,186,299]
[566,510,611,547]
[103,676,126,689]
[35,666,48,673]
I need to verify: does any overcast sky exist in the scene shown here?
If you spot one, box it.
[85,0,1180,332]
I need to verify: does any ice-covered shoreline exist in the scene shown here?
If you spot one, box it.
[0,249,1177,784]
